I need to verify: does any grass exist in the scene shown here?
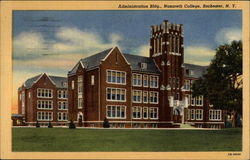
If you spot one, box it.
[12,128,242,152]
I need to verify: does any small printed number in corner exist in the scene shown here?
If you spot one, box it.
[228,152,241,156]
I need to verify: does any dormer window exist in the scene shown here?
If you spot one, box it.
[140,63,147,69]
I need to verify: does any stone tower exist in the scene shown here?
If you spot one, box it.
[149,20,185,126]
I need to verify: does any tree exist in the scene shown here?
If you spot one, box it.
[192,40,242,128]
[48,121,53,128]
[35,121,40,128]
[103,117,110,128]
[69,120,76,129]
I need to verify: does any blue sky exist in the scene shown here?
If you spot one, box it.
[12,10,242,106]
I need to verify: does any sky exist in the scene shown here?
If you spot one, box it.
[12,10,242,113]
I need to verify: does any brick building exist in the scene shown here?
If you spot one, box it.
[17,20,224,128]
[18,73,68,126]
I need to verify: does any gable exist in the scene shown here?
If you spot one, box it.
[101,47,130,66]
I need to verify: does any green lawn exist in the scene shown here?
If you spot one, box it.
[12,128,242,152]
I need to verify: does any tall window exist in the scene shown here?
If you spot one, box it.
[143,107,148,119]
[78,98,83,109]
[143,91,148,103]
[196,109,203,120]
[187,109,190,120]
[191,95,195,106]
[149,91,158,104]
[71,80,75,89]
[133,74,142,86]
[132,107,142,119]
[149,107,158,119]
[37,88,53,98]
[106,70,126,84]
[196,96,203,106]
[58,112,68,121]
[176,77,179,89]
[132,90,142,103]
[37,112,53,121]
[58,101,68,110]
[150,76,158,88]
[58,90,67,99]
[106,105,126,119]
[172,77,176,89]
[91,75,95,85]
[185,94,191,106]
[143,75,148,87]
[37,100,53,109]
[107,88,126,101]
[184,80,190,90]
[190,109,195,120]
[78,76,83,95]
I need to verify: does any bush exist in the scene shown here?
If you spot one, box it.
[103,117,110,128]
[48,121,53,128]
[35,121,40,128]
[69,120,76,129]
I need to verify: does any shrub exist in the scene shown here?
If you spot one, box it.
[103,117,110,128]
[69,120,76,129]
[35,121,40,128]
[48,121,53,128]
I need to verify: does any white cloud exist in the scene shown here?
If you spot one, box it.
[13,27,124,59]
[215,28,242,44]
[185,45,215,66]
[132,44,150,57]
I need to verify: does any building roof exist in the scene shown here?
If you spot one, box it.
[69,47,160,75]
[123,53,160,74]
[183,63,208,78]
[23,73,67,89]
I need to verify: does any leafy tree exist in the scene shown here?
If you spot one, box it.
[103,117,110,128]
[192,40,242,128]
[35,121,40,128]
[69,120,76,129]
[48,121,53,128]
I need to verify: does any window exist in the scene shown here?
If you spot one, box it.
[172,77,176,89]
[58,90,67,99]
[106,70,126,84]
[28,92,31,98]
[190,80,194,91]
[78,98,83,109]
[132,107,142,119]
[132,90,142,103]
[71,80,75,89]
[196,96,203,106]
[191,109,195,120]
[149,91,158,104]
[143,91,148,103]
[37,112,53,121]
[133,74,142,86]
[78,76,83,95]
[169,77,172,87]
[185,94,190,106]
[187,109,190,120]
[149,107,158,119]
[196,109,203,120]
[106,105,126,119]
[143,107,148,119]
[209,110,222,120]
[143,75,148,87]
[58,101,68,110]
[191,95,195,106]
[190,70,194,75]
[37,88,53,98]
[176,77,179,89]
[21,91,25,114]
[184,80,190,90]
[150,75,158,88]
[37,100,53,109]
[91,75,95,85]
[58,112,68,121]
[107,88,126,101]
[140,63,147,69]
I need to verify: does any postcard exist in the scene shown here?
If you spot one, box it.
[0,0,249,159]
